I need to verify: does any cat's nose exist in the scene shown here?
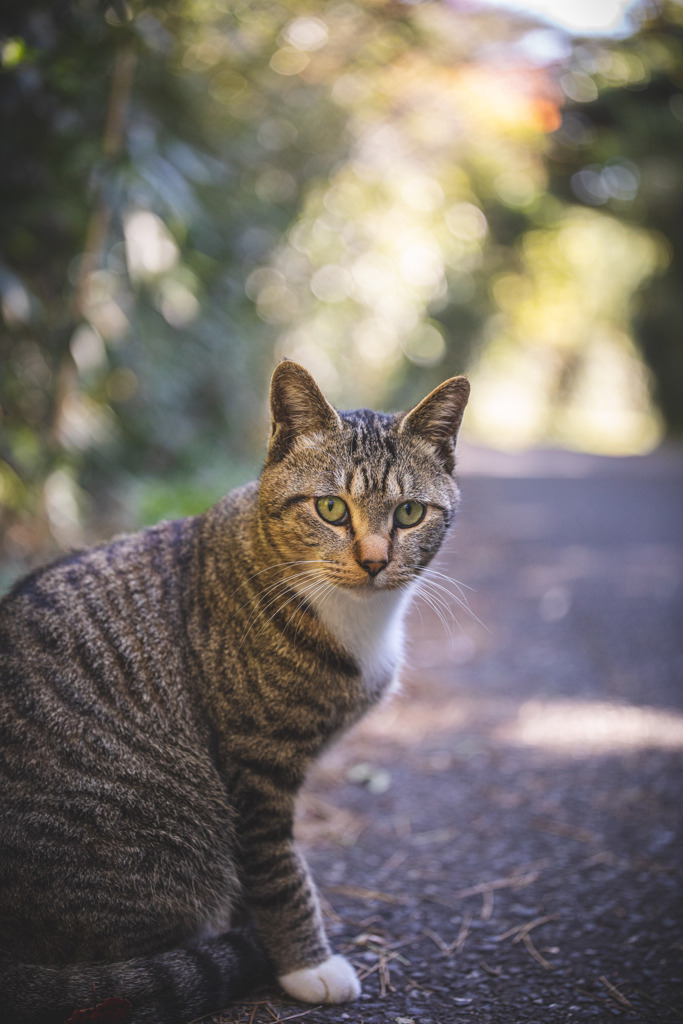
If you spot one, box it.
[361,559,387,577]
[357,534,390,577]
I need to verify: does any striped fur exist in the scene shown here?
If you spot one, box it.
[0,362,469,1023]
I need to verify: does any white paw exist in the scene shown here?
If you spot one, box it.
[279,953,361,1003]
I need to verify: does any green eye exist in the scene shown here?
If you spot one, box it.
[316,496,349,525]
[394,500,426,528]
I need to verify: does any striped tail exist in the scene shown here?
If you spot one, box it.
[0,927,272,1024]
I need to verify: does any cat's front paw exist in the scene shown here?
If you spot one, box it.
[279,954,360,1003]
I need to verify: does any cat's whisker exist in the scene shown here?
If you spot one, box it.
[422,600,456,643]
[426,579,489,633]
[414,567,481,622]
[258,575,336,655]
[239,574,330,646]
[230,559,336,598]
[234,566,332,642]
[423,581,483,633]
[415,565,475,593]
[238,578,314,644]
[236,569,322,620]
[418,575,472,614]
[236,564,332,619]
[407,565,489,633]
[419,571,475,628]
[421,575,473,614]
[238,569,332,649]
[276,577,338,654]
[407,563,475,605]
[414,580,459,640]
[244,567,333,634]
[413,598,426,637]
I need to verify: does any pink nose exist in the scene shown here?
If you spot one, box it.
[357,534,390,577]
[361,560,387,577]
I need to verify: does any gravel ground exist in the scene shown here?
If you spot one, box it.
[205,444,683,1024]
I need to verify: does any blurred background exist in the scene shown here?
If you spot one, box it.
[1,0,682,585]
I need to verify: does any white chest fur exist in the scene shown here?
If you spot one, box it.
[306,584,415,696]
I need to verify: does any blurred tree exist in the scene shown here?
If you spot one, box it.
[1,0,678,581]
[545,0,683,435]
[0,0,546,568]
[1,0,125,558]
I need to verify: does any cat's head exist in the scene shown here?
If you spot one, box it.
[258,361,469,594]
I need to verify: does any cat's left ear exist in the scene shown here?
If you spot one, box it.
[268,359,342,460]
[400,376,470,473]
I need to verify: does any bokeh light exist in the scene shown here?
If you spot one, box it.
[1,0,680,560]
[475,0,639,35]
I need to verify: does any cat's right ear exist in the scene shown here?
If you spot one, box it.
[268,360,341,461]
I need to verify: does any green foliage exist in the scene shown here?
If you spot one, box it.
[1,0,681,569]
[545,0,683,434]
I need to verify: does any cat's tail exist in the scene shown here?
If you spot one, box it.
[0,925,272,1024]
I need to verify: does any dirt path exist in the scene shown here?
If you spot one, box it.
[209,445,683,1024]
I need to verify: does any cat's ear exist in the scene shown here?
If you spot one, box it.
[268,360,341,460]
[400,375,470,473]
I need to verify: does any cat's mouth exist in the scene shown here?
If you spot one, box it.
[346,569,408,594]
[330,572,385,594]
[323,561,409,593]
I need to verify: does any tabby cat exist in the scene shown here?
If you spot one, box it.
[0,361,470,1024]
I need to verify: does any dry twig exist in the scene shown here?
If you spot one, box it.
[423,911,472,957]
[326,884,409,905]
[599,975,634,1009]
[495,913,558,943]
[329,867,542,916]
[481,886,495,921]
[521,932,555,971]
[495,914,558,971]
[352,933,411,998]
[452,867,542,901]
[533,818,600,845]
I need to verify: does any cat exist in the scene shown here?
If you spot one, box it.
[0,360,470,1024]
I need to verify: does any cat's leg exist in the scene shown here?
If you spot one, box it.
[251,844,359,1003]
[239,796,359,1003]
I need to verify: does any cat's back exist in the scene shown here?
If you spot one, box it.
[0,493,256,963]
[1,514,195,728]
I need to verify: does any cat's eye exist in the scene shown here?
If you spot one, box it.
[316,496,349,525]
[394,500,426,528]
